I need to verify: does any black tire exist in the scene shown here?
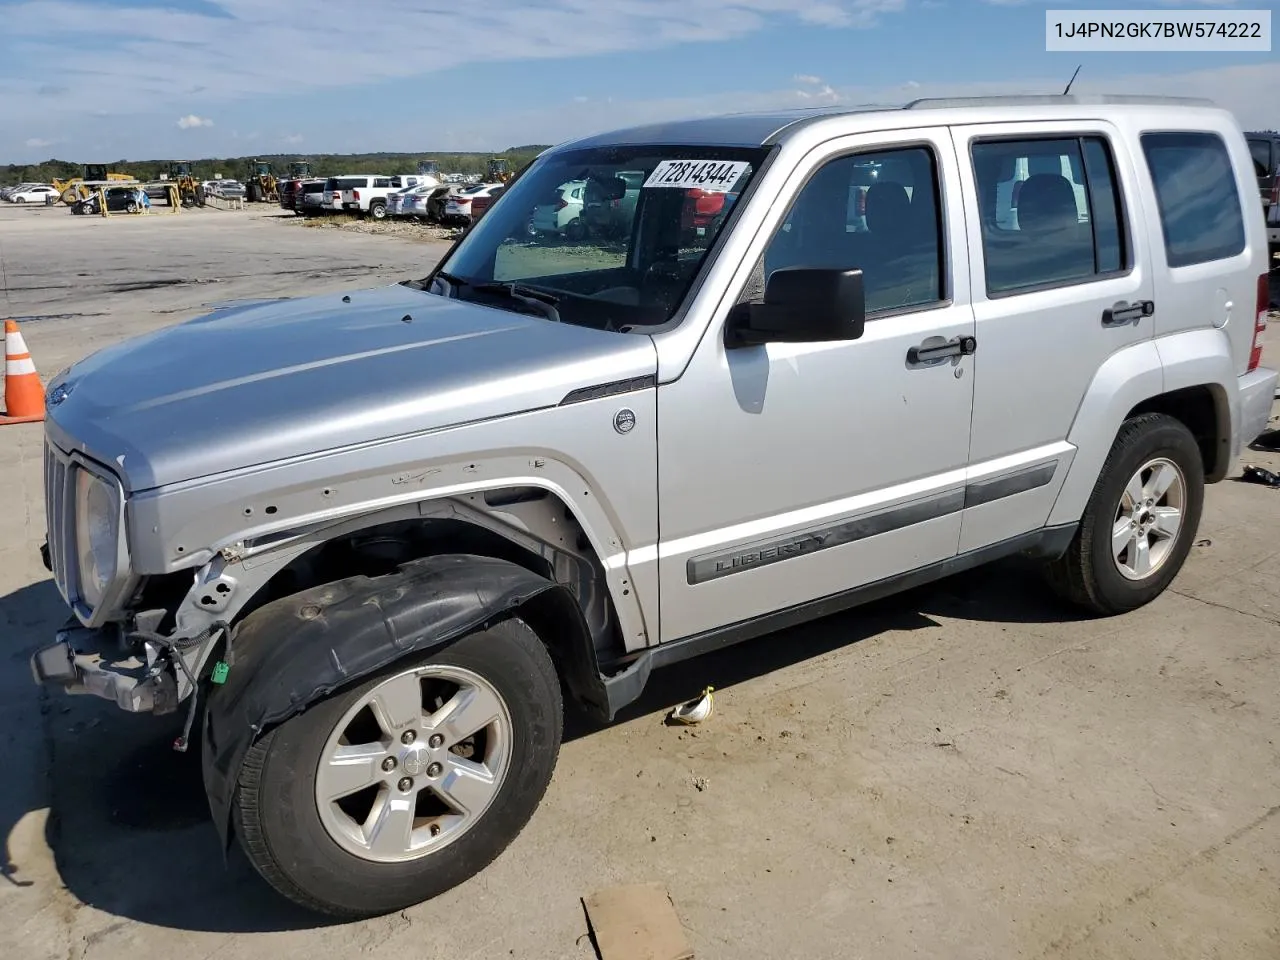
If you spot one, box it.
[369,201,387,220]
[14,197,25,204]
[125,201,138,214]
[1045,413,1204,615]
[564,218,585,241]
[232,616,563,919]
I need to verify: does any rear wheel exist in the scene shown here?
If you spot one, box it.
[232,617,562,919]
[564,218,585,241]
[1045,413,1203,615]
[369,201,387,220]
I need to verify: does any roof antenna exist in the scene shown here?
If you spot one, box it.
[1063,64,1082,96]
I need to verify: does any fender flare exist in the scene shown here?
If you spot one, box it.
[200,553,596,852]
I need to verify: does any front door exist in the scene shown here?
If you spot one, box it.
[655,128,976,641]
[949,121,1157,553]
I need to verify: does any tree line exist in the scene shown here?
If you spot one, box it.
[1,147,552,186]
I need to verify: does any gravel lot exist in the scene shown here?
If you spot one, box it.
[1,201,1279,960]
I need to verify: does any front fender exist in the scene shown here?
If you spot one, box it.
[200,553,579,852]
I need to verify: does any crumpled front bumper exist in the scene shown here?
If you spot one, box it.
[30,621,176,714]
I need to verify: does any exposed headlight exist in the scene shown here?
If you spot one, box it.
[75,468,120,609]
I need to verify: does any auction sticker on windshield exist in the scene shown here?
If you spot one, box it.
[644,160,749,192]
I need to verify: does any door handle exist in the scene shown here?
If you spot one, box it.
[907,335,976,366]
[1102,300,1154,327]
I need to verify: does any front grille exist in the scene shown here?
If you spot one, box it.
[43,439,74,603]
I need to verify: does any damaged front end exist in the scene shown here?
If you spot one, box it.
[31,435,231,749]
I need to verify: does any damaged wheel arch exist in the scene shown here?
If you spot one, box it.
[200,552,604,853]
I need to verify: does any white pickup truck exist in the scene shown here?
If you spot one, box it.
[342,174,439,220]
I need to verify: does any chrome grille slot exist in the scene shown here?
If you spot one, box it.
[43,439,72,603]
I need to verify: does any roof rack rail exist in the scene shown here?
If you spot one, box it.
[903,94,1215,109]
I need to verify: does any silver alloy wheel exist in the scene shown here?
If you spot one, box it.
[314,664,513,864]
[1112,456,1185,581]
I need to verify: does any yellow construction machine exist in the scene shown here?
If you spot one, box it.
[53,164,136,204]
[487,157,513,184]
[245,160,278,202]
[168,161,205,207]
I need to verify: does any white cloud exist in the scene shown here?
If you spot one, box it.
[794,74,823,85]
[177,114,213,129]
[24,137,53,147]
[0,0,907,130]
[455,60,1280,151]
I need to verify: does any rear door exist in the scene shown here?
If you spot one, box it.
[950,120,1155,552]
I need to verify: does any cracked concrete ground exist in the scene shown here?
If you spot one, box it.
[1,202,1279,960]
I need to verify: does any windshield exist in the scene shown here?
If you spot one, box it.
[427,143,770,331]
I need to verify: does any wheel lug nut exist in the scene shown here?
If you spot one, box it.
[401,730,416,745]
[397,777,413,792]
[381,757,396,772]
[426,762,443,778]
[428,733,444,748]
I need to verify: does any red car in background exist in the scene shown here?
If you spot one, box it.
[680,188,738,240]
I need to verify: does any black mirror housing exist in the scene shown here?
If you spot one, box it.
[727,267,866,348]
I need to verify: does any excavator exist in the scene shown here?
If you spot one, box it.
[168,161,205,207]
[53,164,137,205]
[245,160,278,202]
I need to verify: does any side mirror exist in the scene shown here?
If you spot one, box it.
[589,176,628,202]
[726,267,866,348]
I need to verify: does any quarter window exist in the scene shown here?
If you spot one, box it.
[971,136,1127,296]
[1142,132,1246,268]
[750,146,944,315]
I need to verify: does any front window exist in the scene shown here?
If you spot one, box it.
[427,144,770,331]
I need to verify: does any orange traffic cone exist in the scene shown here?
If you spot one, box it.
[1,319,46,425]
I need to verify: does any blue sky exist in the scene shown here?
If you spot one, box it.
[0,0,1276,162]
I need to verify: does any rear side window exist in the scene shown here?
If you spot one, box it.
[971,136,1128,295]
[1141,132,1245,268]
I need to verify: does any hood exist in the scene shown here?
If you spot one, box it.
[45,284,657,491]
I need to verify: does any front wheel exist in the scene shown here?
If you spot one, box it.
[232,617,563,919]
[1044,413,1204,615]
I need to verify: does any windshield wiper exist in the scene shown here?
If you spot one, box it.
[470,281,561,322]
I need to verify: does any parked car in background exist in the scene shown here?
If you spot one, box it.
[210,180,247,200]
[7,184,59,204]
[408,184,455,222]
[387,182,434,218]
[322,176,367,213]
[343,174,437,220]
[295,179,327,215]
[530,179,586,237]
[71,185,144,215]
[468,184,504,222]
[443,182,504,224]
[1246,130,1280,254]
[1,182,40,200]
[680,187,738,241]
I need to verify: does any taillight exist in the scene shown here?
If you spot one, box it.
[1271,180,1279,206]
[352,190,360,200]
[555,198,567,210]
[1249,273,1269,372]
